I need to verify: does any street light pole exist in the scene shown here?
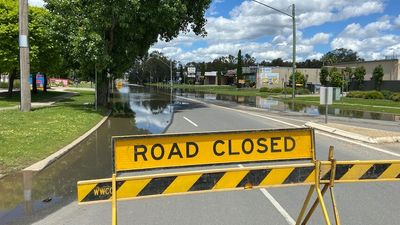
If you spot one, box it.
[251,0,296,99]
[292,4,296,99]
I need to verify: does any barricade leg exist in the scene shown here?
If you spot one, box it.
[295,185,315,225]
[112,173,117,225]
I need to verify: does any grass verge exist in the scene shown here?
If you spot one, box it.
[0,90,108,174]
[276,96,400,114]
[0,91,67,108]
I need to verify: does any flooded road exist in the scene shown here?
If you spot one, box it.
[0,86,174,225]
[175,90,399,121]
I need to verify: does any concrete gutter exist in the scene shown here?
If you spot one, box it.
[23,112,110,172]
[305,122,400,144]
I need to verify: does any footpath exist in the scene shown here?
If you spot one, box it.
[0,88,76,111]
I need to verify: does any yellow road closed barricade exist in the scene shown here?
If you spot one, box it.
[112,128,315,172]
[77,128,400,225]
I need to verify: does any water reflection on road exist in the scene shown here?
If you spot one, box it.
[176,90,399,122]
[0,86,173,225]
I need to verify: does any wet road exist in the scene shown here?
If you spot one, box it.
[1,86,399,225]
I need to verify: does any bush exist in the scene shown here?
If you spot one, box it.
[259,87,269,92]
[296,88,310,95]
[364,91,384,99]
[391,93,400,102]
[381,90,393,100]
[347,91,366,98]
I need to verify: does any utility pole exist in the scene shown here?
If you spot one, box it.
[170,60,173,87]
[292,4,296,99]
[19,0,31,112]
[251,1,296,99]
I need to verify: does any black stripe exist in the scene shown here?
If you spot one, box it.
[360,164,391,179]
[189,172,225,191]
[82,181,125,202]
[236,169,271,188]
[397,173,400,178]
[322,164,353,180]
[137,176,177,196]
[283,167,314,184]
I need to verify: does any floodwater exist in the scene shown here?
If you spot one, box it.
[0,86,174,225]
[174,90,400,122]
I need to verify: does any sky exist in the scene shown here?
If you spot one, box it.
[30,0,400,63]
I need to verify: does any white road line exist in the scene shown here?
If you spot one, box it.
[183,116,198,127]
[237,164,295,225]
[177,96,400,158]
[260,189,296,225]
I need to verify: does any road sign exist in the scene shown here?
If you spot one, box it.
[320,87,333,105]
[77,160,400,204]
[112,128,315,172]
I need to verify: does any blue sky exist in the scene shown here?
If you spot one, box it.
[30,0,400,63]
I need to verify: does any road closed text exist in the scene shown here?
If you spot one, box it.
[113,128,314,172]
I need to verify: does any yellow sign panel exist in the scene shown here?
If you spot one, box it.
[113,128,315,172]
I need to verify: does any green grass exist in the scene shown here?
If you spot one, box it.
[0,91,107,174]
[276,96,400,114]
[149,83,274,97]
[0,91,67,108]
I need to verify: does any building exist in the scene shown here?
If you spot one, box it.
[332,59,400,81]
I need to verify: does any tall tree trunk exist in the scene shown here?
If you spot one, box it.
[32,73,37,94]
[96,70,109,107]
[8,68,17,98]
[43,73,47,93]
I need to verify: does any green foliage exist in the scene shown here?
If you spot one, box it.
[328,67,343,87]
[289,71,306,87]
[347,91,384,99]
[321,48,363,65]
[0,1,63,76]
[364,91,384,99]
[320,67,329,86]
[353,66,366,90]
[371,65,384,90]
[381,90,393,100]
[237,49,243,80]
[296,88,310,95]
[259,87,291,94]
[391,93,400,102]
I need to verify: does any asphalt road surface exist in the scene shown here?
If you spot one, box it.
[32,96,400,225]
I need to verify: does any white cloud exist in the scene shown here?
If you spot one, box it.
[394,15,400,28]
[151,0,388,63]
[331,18,400,60]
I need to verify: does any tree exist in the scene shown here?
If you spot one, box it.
[243,53,256,66]
[342,67,353,91]
[46,0,212,106]
[328,67,343,87]
[0,1,62,97]
[217,70,222,85]
[289,71,305,87]
[321,48,363,65]
[320,67,329,86]
[236,49,243,81]
[354,66,366,90]
[371,65,384,90]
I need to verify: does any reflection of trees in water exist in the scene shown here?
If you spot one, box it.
[140,94,170,115]
[112,102,135,118]
[288,102,307,112]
